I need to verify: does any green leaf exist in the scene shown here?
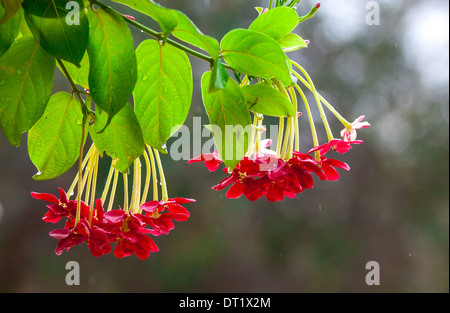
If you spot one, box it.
[201,71,252,168]
[134,40,193,153]
[58,51,90,89]
[0,37,55,146]
[0,0,21,25]
[241,82,295,117]
[248,7,299,40]
[111,0,178,37]
[221,29,292,86]
[172,11,220,59]
[28,92,85,180]
[89,104,144,173]
[0,7,22,57]
[278,33,307,52]
[22,0,89,65]
[209,59,229,93]
[87,6,137,124]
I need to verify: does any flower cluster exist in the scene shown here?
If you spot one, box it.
[32,188,194,260]
[187,51,370,202]
[32,144,195,260]
[189,138,362,202]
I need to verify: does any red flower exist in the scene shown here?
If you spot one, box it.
[308,139,362,156]
[49,219,90,255]
[188,151,223,172]
[31,188,89,224]
[211,158,265,201]
[140,197,194,235]
[316,156,350,181]
[102,210,159,260]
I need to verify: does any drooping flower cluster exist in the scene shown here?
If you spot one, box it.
[189,58,370,201]
[32,144,195,260]
[189,138,362,202]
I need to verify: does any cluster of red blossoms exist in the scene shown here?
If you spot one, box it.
[31,189,194,260]
[188,139,362,202]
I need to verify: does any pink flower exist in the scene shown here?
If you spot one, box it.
[340,115,370,142]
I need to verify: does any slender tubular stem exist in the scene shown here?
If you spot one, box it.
[154,148,169,202]
[147,144,159,201]
[140,149,152,208]
[294,84,320,161]
[291,62,334,141]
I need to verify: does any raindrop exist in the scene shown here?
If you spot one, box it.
[0,79,6,86]
[16,69,23,76]
[142,75,149,81]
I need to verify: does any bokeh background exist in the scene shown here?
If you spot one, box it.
[0,0,448,292]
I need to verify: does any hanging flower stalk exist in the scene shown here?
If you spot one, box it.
[0,0,369,259]
[32,143,194,260]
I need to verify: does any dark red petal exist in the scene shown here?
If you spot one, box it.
[170,197,196,204]
[325,158,350,171]
[31,192,59,204]
[266,183,285,202]
[322,163,340,180]
[58,188,68,204]
[212,173,238,191]
[140,200,161,213]
[242,179,263,201]
[49,228,71,240]
[226,181,243,199]
[103,210,126,224]
[204,159,221,172]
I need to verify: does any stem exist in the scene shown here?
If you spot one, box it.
[56,59,88,114]
[107,169,119,212]
[147,144,159,201]
[294,84,320,161]
[154,148,169,202]
[75,117,87,226]
[123,173,129,213]
[140,148,152,208]
[276,117,284,158]
[101,161,115,204]
[291,61,334,141]
[292,69,351,128]
[281,118,291,160]
[269,0,274,9]
[288,86,300,152]
[67,144,94,198]
[89,149,99,224]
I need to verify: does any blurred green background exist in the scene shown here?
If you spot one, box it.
[0,0,448,292]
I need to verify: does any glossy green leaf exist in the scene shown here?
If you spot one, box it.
[0,7,21,56]
[201,71,252,168]
[111,0,178,37]
[0,0,21,25]
[241,82,295,117]
[0,37,55,146]
[248,7,299,40]
[89,104,144,173]
[23,0,89,65]
[58,51,90,89]
[134,39,193,153]
[28,92,85,180]
[172,11,220,59]
[221,29,292,86]
[209,59,229,93]
[279,33,308,52]
[87,6,137,124]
